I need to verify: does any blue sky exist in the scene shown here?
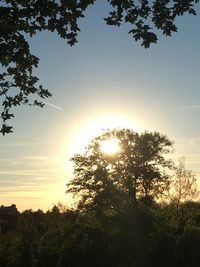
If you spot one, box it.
[1,1,200,210]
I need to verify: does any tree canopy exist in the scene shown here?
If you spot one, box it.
[1,200,200,267]
[167,157,199,205]
[0,0,199,134]
[67,129,174,211]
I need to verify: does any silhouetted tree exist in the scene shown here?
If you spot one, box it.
[18,210,40,267]
[0,201,199,267]
[0,204,19,233]
[67,129,174,211]
[0,0,199,134]
[168,157,199,206]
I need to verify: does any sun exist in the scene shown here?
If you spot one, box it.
[65,112,142,155]
[100,138,120,154]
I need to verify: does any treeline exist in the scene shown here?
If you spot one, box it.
[0,200,200,267]
[1,130,200,266]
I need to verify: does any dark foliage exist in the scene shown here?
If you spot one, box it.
[1,130,199,265]
[0,201,199,267]
[67,129,174,210]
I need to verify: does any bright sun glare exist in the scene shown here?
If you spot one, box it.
[66,113,142,155]
[100,138,120,154]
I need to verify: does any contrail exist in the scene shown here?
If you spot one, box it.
[44,101,63,111]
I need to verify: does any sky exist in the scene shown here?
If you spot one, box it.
[1,1,200,211]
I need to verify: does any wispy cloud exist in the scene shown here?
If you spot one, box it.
[0,179,52,185]
[20,155,63,161]
[44,101,63,111]
[178,104,200,110]
[0,185,47,192]
[0,142,41,148]
[175,138,200,151]
[0,182,65,197]
[0,153,68,171]
[0,168,64,177]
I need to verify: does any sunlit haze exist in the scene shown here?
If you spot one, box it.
[100,138,120,154]
[66,113,141,155]
[1,1,200,211]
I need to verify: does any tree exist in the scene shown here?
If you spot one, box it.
[67,129,174,211]
[167,157,199,206]
[161,159,200,266]
[0,0,199,134]
[165,157,199,236]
